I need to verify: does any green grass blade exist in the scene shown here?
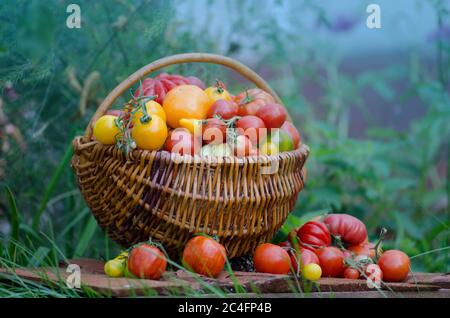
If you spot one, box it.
[74,216,98,257]
[27,246,50,267]
[5,186,20,258]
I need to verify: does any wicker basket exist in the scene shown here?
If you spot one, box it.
[71,53,309,258]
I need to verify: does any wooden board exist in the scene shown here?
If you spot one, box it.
[0,258,449,297]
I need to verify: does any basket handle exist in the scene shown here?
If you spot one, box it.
[84,53,286,138]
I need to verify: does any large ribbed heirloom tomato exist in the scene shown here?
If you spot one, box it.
[323,214,367,246]
[295,221,332,250]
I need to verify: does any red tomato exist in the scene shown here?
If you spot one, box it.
[235,88,275,116]
[343,267,360,279]
[182,236,226,278]
[315,246,345,277]
[185,76,206,90]
[295,221,332,250]
[377,250,410,282]
[348,242,376,259]
[127,244,167,280]
[207,99,238,120]
[232,135,253,157]
[278,241,320,274]
[323,214,367,246]
[236,115,267,147]
[253,243,291,275]
[164,128,200,156]
[203,118,227,145]
[280,121,301,149]
[255,103,287,129]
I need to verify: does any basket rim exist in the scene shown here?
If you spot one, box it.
[73,136,310,165]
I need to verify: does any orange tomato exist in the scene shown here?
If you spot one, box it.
[163,85,211,128]
[204,86,232,103]
[132,100,166,124]
[131,114,168,150]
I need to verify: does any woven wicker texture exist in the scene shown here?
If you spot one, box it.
[72,53,310,257]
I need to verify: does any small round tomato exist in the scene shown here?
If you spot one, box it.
[256,103,287,129]
[281,121,301,149]
[182,235,226,278]
[295,221,332,250]
[290,248,320,274]
[254,243,291,275]
[164,128,200,156]
[132,100,166,124]
[348,242,377,259]
[323,214,367,246]
[163,85,211,128]
[377,250,410,282]
[203,118,227,145]
[131,114,168,150]
[236,115,267,146]
[315,246,345,277]
[204,83,232,104]
[302,263,322,281]
[104,258,126,278]
[343,267,360,279]
[207,99,238,120]
[93,115,121,145]
[127,244,167,280]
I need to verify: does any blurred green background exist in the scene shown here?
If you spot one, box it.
[0,0,448,277]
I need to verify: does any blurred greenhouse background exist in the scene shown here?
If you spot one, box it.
[0,0,448,276]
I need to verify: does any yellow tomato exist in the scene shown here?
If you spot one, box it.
[302,263,322,281]
[104,259,126,278]
[132,100,166,124]
[163,85,211,128]
[259,141,279,155]
[204,86,232,103]
[179,118,203,135]
[131,114,168,150]
[93,115,121,145]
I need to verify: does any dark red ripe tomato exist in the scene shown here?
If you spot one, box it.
[207,99,238,120]
[203,118,227,144]
[127,244,167,280]
[236,115,267,146]
[254,243,291,275]
[315,246,345,277]
[323,214,367,246]
[182,236,226,278]
[255,103,287,129]
[164,128,200,155]
[296,221,332,250]
[280,121,301,149]
[343,267,360,279]
[348,242,377,259]
[377,250,410,282]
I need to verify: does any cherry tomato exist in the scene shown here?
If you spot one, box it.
[93,115,121,145]
[254,243,291,275]
[315,246,345,277]
[236,115,267,146]
[163,85,211,128]
[235,88,275,116]
[343,267,360,279]
[182,235,226,278]
[323,214,367,246]
[280,121,301,149]
[377,250,410,282]
[131,114,168,150]
[203,118,227,145]
[132,100,166,124]
[164,128,200,156]
[256,103,287,129]
[302,263,322,281]
[290,248,320,274]
[295,221,332,250]
[207,99,238,120]
[127,244,167,280]
[348,242,377,259]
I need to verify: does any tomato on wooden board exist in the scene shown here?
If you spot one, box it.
[235,88,275,116]
[278,241,319,274]
[315,246,345,277]
[127,244,167,280]
[281,121,301,149]
[348,242,377,259]
[255,103,287,129]
[343,267,360,279]
[163,85,211,128]
[253,243,291,275]
[323,214,367,246]
[182,236,227,278]
[295,221,331,250]
[131,115,168,150]
[207,99,238,120]
[377,250,410,282]
[164,128,200,156]
[93,115,121,145]
[302,263,322,281]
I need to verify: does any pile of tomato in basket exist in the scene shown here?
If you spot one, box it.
[92,73,301,157]
[104,213,411,286]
